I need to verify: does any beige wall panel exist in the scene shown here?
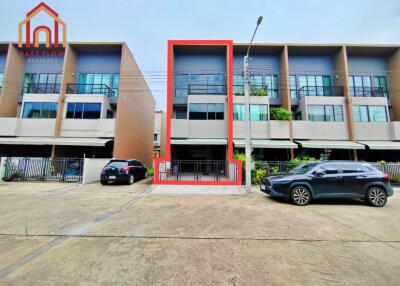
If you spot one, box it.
[0,44,25,117]
[114,44,155,166]
[54,44,77,137]
[160,111,167,157]
[388,48,400,120]
[334,46,354,141]
[279,46,291,109]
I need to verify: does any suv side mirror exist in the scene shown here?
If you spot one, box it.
[314,170,325,177]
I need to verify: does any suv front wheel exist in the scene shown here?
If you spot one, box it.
[367,186,387,207]
[291,186,312,206]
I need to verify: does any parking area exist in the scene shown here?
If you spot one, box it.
[0,181,399,285]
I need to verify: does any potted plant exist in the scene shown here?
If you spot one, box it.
[270,107,292,120]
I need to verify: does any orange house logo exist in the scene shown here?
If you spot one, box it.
[18,2,67,48]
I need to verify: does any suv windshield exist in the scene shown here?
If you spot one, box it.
[107,161,128,168]
[288,163,319,174]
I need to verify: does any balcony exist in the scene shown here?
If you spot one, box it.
[350,86,388,98]
[66,84,115,98]
[0,118,56,137]
[354,121,400,141]
[60,119,115,138]
[233,120,290,139]
[292,121,349,140]
[0,118,19,136]
[23,83,60,94]
[295,86,344,99]
[171,119,227,139]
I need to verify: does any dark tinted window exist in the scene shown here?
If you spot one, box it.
[133,161,143,167]
[107,161,128,168]
[215,103,224,120]
[189,104,207,120]
[66,103,75,118]
[360,164,373,172]
[320,164,339,174]
[288,163,318,174]
[75,103,84,119]
[342,163,361,173]
[83,103,101,119]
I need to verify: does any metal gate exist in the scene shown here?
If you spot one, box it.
[158,160,238,182]
[3,157,84,182]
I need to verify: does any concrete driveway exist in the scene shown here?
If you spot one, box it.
[0,180,399,285]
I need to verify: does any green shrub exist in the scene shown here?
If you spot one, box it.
[270,107,292,120]
[11,171,22,180]
[147,167,154,176]
[252,169,266,184]
[256,88,266,96]
[289,155,316,166]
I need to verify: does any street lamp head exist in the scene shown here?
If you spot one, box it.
[257,16,263,26]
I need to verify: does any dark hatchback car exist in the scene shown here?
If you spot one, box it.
[100,159,148,185]
[260,161,393,207]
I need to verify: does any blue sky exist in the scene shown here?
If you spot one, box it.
[0,0,399,110]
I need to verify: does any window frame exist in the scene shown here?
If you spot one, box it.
[21,101,58,119]
[307,104,344,122]
[65,102,102,119]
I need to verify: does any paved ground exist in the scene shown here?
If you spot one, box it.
[0,180,399,285]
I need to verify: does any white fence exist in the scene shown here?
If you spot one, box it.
[81,158,110,185]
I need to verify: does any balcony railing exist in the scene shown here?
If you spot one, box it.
[23,83,60,94]
[296,86,344,98]
[350,86,388,98]
[188,84,227,95]
[66,84,114,97]
[175,85,227,97]
[233,84,279,98]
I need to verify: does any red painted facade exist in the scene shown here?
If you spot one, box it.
[153,40,242,185]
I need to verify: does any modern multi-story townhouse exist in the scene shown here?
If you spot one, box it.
[0,42,155,165]
[154,40,400,185]
[153,110,166,158]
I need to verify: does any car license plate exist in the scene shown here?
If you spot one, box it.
[108,176,116,180]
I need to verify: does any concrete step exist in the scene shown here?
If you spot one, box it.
[149,185,246,195]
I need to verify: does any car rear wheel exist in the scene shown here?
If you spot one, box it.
[128,174,135,185]
[291,186,311,206]
[367,187,387,207]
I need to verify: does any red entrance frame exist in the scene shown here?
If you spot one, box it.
[153,40,242,185]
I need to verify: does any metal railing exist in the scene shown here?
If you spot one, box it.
[233,84,279,97]
[296,86,344,98]
[66,84,114,97]
[188,84,227,95]
[157,160,238,182]
[3,157,84,182]
[350,86,388,98]
[371,163,400,182]
[23,83,60,94]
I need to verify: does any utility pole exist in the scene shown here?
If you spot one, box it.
[244,16,263,193]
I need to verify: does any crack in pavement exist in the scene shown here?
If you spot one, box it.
[0,233,399,243]
[309,208,400,252]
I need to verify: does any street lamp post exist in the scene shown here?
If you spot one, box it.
[244,16,263,193]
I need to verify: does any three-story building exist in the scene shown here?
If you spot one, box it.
[0,42,155,166]
[154,40,400,185]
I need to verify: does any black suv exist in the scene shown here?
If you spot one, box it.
[260,161,393,207]
[100,159,148,185]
